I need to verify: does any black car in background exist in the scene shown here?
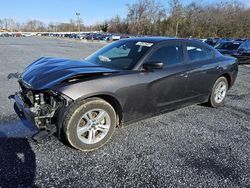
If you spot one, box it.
[205,38,233,47]
[205,38,217,46]
[215,40,250,64]
[215,41,243,55]
[14,38,238,151]
[234,40,250,64]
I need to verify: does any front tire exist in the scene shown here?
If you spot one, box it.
[63,98,116,151]
[208,77,228,107]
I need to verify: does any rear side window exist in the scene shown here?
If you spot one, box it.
[186,44,214,62]
[148,44,183,66]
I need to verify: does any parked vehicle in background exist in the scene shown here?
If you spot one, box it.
[22,33,36,37]
[215,41,243,56]
[14,37,238,151]
[215,40,250,64]
[233,40,250,64]
[214,38,233,45]
[0,33,12,37]
[15,33,23,37]
[204,38,233,47]
[111,35,121,41]
[234,38,247,42]
[204,38,217,46]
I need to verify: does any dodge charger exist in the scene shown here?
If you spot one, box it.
[14,37,238,151]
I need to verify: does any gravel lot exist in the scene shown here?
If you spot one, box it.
[0,37,249,188]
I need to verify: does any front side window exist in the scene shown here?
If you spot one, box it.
[147,44,183,66]
[186,44,214,62]
[86,40,154,70]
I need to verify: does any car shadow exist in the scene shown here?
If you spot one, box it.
[0,132,37,187]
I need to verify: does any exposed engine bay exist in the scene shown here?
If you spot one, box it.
[16,79,72,130]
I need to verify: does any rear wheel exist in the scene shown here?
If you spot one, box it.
[208,77,228,107]
[63,98,116,151]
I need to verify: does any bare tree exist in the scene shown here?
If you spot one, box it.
[23,20,46,32]
[108,15,122,33]
[126,0,165,35]
[168,0,183,37]
[100,21,108,32]
[0,0,249,38]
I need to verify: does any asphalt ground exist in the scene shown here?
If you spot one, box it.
[0,37,249,188]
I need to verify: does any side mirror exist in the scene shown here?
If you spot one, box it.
[143,61,164,70]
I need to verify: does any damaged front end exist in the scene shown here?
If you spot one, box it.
[14,79,72,140]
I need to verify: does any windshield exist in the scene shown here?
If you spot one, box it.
[85,40,154,70]
[215,42,241,50]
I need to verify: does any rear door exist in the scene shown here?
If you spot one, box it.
[184,42,219,99]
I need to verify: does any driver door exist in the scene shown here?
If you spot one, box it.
[143,42,190,113]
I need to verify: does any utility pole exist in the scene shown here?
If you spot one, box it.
[76,12,80,33]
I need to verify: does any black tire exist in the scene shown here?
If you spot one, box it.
[63,97,116,151]
[208,77,228,108]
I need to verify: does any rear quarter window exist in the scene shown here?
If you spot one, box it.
[186,44,214,62]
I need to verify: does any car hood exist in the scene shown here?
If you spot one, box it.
[21,57,118,90]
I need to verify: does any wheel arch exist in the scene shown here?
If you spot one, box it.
[220,73,232,89]
[85,94,123,127]
[56,93,124,140]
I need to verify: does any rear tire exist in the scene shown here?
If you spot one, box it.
[208,77,228,108]
[63,97,116,151]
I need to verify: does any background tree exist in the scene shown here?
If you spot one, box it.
[126,0,165,35]
[0,0,249,38]
[168,0,183,37]
[100,21,108,32]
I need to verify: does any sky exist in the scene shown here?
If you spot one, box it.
[0,0,249,25]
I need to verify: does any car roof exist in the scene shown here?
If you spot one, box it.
[120,37,199,44]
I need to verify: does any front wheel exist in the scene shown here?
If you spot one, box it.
[208,77,228,107]
[63,98,116,151]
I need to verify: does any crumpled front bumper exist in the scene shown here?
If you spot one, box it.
[14,91,61,141]
[14,92,37,126]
